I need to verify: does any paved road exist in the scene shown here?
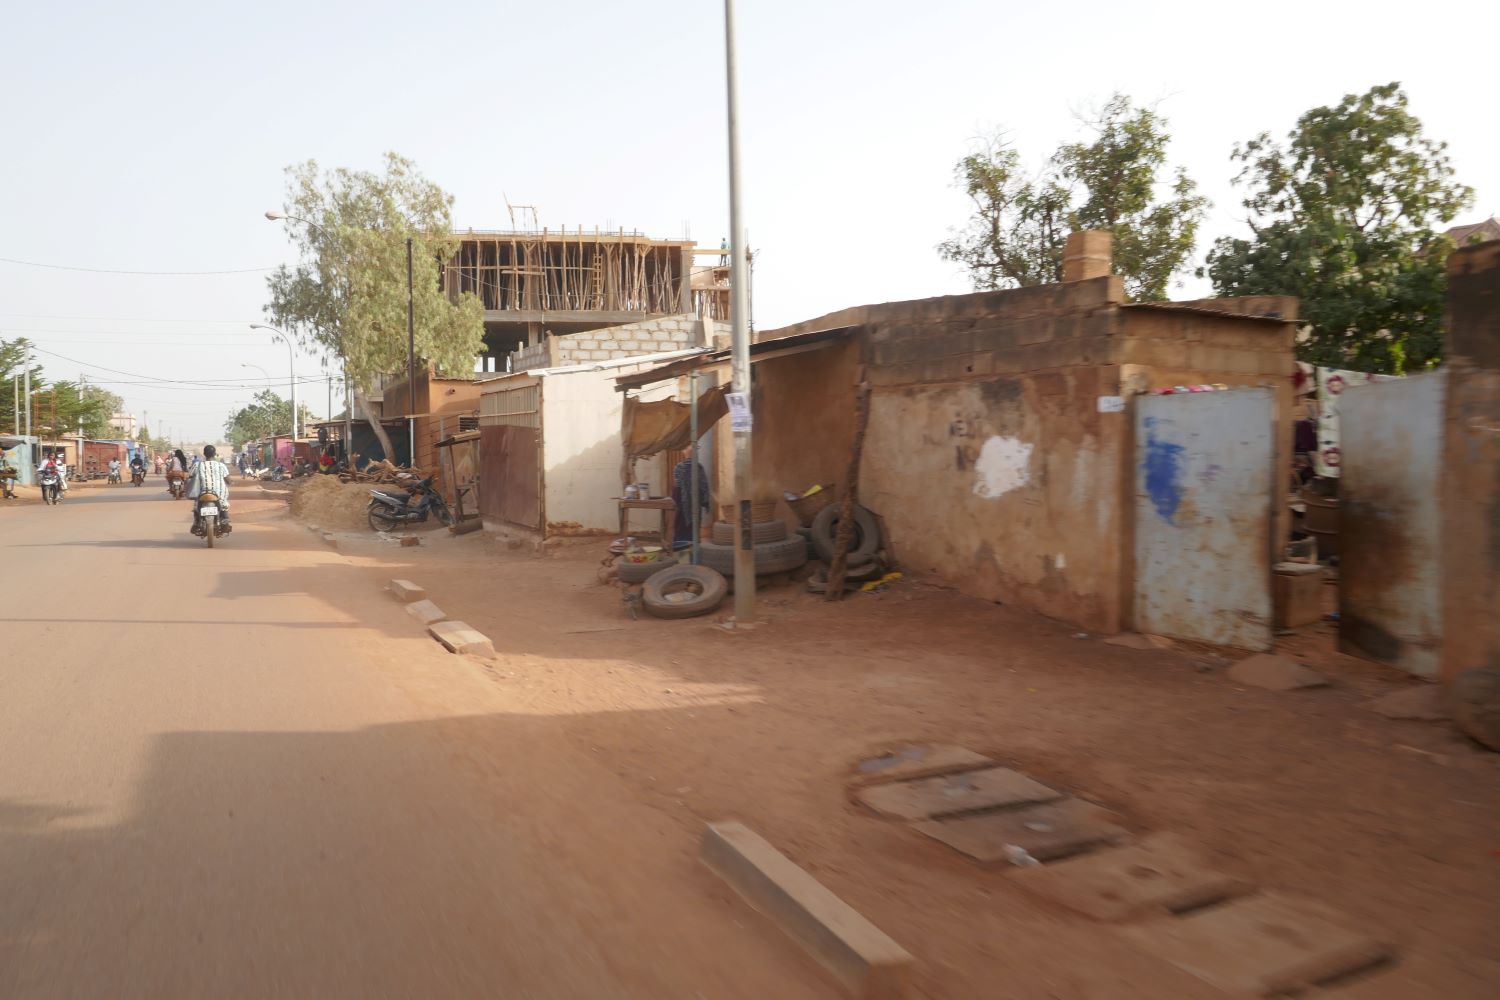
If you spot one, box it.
[0,482,828,999]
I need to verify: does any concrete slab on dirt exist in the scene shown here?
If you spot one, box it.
[405,600,447,626]
[1123,892,1390,996]
[1367,685,1446,721]
[1227,654,1328,692]
[428,621,494,657]
[851,745,995,786]
[388,579,426,604]
[701,821,913,1000]
[321,532,339,550]
[855,767,1061,822]
[1011,833,1246,920]
[911,797,1128,863]
[1104,633,1174,650]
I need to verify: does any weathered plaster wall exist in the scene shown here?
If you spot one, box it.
[747,340,860,516]
[1440,241,1500,681]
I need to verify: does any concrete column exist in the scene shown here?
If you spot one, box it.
[1063,231,1113,282]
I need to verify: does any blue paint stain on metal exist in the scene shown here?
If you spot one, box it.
[1143,418,1185,524]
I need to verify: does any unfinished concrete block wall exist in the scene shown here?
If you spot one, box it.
[510,313,713,372]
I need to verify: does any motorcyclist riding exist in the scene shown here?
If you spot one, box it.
[186,445,231,532]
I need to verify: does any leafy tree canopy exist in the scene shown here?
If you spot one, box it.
[265,153,485,455]
[1204,82,1472,373]
[940,94,1208,300]
[223,390,312,447]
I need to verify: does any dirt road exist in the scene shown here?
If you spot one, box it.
[0,483,834,999]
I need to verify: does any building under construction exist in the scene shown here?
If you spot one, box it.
[444,229,732,370]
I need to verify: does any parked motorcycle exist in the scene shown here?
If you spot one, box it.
[191,491,230,547]
[366,477,453,533]
[39,468,62,505]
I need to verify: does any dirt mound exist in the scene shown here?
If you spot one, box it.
[289,475,381,531]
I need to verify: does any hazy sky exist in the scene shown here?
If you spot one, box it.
[1,0,1493,442]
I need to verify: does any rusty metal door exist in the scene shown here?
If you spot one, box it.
[1338,370,1444,677]
[1135,389,1275,650]
[479,425,541,529]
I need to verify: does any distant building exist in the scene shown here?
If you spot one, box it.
[1447,216,1500,246]
[108,413,137,437]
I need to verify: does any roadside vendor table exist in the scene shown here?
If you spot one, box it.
[615,497,676,544]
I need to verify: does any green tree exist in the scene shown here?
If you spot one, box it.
[223,390,312,447]
[940,95,1208,300]
[1,338,42,434]
[1203,83,1472,374]
[265,153,485,459]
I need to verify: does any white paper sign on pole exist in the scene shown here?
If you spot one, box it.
[726,391,752,432]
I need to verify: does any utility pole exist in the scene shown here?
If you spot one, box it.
[22,344,31,439]
[407,236,416,467]
[723,0,755,623]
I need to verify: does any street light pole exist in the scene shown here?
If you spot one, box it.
[407,236,416,468]
[251,324,297,439]
[723,0,755,623]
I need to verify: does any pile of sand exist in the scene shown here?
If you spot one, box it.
[289,475,385,531]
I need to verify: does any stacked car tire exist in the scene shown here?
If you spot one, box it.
[699,513,810,580]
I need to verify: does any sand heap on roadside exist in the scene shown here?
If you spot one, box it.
[288,474,383,531]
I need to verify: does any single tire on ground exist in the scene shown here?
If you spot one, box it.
[642,564,728,619]
[697,537,810,577]
[710,519,789,546]
[617,552,678,584]
[810,503,882,565]
[1450,666,1500,751]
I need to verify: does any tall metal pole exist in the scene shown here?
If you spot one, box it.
[724,0,755,622]
[689,371,701,566]
[285,338,298,439]
[343,361,353,465]
[23,344,31,439]
[407,236,416,468]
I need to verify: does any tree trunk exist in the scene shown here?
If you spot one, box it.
[352,385,397,465]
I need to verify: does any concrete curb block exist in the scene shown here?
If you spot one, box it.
[405,600,447,626]
[321,532,339,550]
[389,579,426,603]
[701,820,913,999]
[427,621,495,657]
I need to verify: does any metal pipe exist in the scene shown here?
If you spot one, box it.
[23,343,31,439]
[723,0,755,623]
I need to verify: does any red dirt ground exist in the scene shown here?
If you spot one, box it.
[314,516,1500,999]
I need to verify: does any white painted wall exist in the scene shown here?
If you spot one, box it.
[540,365,676,532]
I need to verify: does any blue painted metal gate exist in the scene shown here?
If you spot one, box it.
[1135,389,1276,651]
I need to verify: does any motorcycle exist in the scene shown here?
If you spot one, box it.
[132,467,146,486]
[191,491,230,547]
[39,467,62,505]
[366,476,453,533]
[109,468,122,484]
[166,472,185,498]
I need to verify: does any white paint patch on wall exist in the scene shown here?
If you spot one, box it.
[972,435,1033,499]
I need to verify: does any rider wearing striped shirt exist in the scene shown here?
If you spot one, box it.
[187,444,231,530]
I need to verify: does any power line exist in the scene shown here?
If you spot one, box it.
[0,312,259,323]
[25,345,333,387]
[0,256,276,276]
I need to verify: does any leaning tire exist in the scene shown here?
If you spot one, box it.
[617,552,678,584]
[710,519,789,546]
[642,565,728,619]
[810,503,881,565]
[698,536,809,576]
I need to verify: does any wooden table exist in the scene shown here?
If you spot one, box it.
[616,497,676,544]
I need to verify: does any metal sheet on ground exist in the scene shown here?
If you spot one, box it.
[1135,390,1275,651]
[1010,833,1244,920]
[1123,892,1391,996]
[854,767,1061,821]
[911,797,1128,862]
